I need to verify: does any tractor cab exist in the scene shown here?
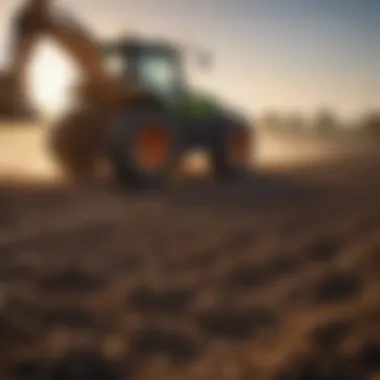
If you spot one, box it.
[102,36,220,121]
[103,37,188,105]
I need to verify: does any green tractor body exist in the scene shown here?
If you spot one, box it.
[103,36,254,186]
[52,36,255,187]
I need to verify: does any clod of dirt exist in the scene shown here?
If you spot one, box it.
[38,270,106,294]
[197,307,278,341]
[310,320,351,351]
[131,328,200,364]
[308,239,340,262]
[47,350,126,380]
[0,314,36,346]
[9,353,129,380]
[183,247,219,270]
[9,360,41,380]
[356,340,380,372]
[266,256,301,278]
[128,286,195,315]
[273,356,361,380]
[225,257,299,290]
[42,306,96,329]
[312,272,363,304]
[225,264,269,289]
[224,230,258,251]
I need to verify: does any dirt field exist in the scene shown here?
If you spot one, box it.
[0,130,380,379]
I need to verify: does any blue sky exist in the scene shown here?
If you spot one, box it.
[0,0,379,119]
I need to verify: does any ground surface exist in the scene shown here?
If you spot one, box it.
[0,129,380,379]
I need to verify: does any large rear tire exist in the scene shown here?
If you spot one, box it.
[107,110,181,189]
[211,121,253,181]
[48,107,107,182]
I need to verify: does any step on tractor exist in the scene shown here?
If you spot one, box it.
[2,0,255,187]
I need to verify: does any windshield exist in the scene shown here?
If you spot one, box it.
[138,53,181,100]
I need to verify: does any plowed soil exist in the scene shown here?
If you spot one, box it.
[1,132,380,379]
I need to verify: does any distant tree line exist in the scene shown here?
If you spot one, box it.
[258,108,380,138]
[358,111,380,136]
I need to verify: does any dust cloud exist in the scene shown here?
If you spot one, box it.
[0,122,59,182]
[0,122,351,183]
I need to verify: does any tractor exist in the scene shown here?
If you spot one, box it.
[2,0,255,187]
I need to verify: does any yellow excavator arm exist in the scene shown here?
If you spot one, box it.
[1,0,124,120]
[11,0,111,87]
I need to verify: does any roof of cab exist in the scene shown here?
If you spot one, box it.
[102,34,180,55]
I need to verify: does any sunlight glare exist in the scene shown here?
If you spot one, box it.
[28,42,77,116]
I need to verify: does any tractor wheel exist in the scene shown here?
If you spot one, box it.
[211,121,252,181]
[107,110,181,189]
[48,107,107,182]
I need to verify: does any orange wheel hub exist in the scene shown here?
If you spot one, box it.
[134,124,171,171]
[230,129,250,165]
